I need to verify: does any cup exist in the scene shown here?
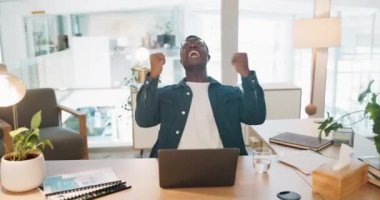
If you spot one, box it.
[252,147,272,173]
[333,128,354,147]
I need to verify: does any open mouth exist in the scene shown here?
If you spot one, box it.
[188,50,200,58]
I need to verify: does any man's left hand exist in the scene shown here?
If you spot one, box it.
[231,52,250,77]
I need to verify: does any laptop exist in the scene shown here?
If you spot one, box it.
[158,148,240,188]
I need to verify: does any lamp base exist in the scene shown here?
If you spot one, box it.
[305,104,317,116]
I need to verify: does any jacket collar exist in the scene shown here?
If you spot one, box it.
[174,77,221,88]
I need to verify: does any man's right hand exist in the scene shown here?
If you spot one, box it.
[150,53,165,78]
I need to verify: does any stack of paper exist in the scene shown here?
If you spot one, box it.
[358,156,380,187]
[278,150,335,175]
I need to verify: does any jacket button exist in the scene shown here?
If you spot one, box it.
[186,92,190,95]
[181,111,186,115]
[251,80,255,84]
[176,130,180,134]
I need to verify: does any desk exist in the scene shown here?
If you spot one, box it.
[251,118,380,200]
[1,119,379,199]
[0,157,321,199]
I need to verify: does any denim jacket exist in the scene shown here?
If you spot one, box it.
[135,71,266,157]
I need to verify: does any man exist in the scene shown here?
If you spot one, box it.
[135,35,266,157]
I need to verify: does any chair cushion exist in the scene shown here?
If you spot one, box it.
[0,138,4,157]
[0,107,13,128]
[40,127,84,160]
[17,88,59,127]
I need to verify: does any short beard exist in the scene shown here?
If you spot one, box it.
[184,62,207,72]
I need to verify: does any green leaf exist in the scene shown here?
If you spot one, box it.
[28,134,39,144]
[373,118,380,135]
[32,128,40,137]
[371,93,378,104]
[10,127,29,138]
[358,80,374,103]
[325,122,343,137]
[317,113,341,136]
[45,140,54,150]
[31,110,42,130]
[9,110,54,160]
[374,135,380,154]
[365,102,380,120]
[317,113,334,132]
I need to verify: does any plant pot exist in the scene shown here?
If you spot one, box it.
[131,66,150,83]
[157,34,176,48]
[332,128,355,147]
[1,152,45,192]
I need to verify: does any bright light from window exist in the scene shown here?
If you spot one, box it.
[135,47,150,63]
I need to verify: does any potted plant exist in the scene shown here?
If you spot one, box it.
[156,21,175,48]
[0,110,53,192]
[318,80,380,154]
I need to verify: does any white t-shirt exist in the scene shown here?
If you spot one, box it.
[177,82,223,149]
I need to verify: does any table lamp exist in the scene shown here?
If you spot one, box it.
[0,64,26,129]
[293,17,341,116]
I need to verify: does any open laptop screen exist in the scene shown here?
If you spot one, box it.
[158,148,240,188]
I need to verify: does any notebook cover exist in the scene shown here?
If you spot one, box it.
[43,168,119,195]
[269,132,332,151]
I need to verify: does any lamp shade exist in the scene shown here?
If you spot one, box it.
[0,64,26,107]
[293,17,341,48]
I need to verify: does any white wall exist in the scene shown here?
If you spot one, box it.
[36,50,75,88]
[71,37,111,88]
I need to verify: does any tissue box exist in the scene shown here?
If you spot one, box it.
[312,159,368,200]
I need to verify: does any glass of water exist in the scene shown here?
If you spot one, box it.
[252,147,272,173]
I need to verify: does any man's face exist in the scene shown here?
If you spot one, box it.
[180,37,210,70]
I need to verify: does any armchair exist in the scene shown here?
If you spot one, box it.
[0,88,88,160]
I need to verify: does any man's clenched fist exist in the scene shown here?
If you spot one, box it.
[150,53,165,78]
[231,52,250,77]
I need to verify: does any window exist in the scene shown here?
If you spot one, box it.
[326,7,380,137]
[17,1,222,148]
[238,0,313,118]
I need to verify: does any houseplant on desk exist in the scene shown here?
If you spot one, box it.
[317,80,380,154]
[1,111,53,192]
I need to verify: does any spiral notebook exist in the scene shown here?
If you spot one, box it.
[278,150,336,175]
[43,168,131,200]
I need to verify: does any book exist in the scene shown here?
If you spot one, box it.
[43,168,131,200]
[368,173,380,187]
[358,156,380,179]
[278,150,335,175]
[269,132,333,151]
